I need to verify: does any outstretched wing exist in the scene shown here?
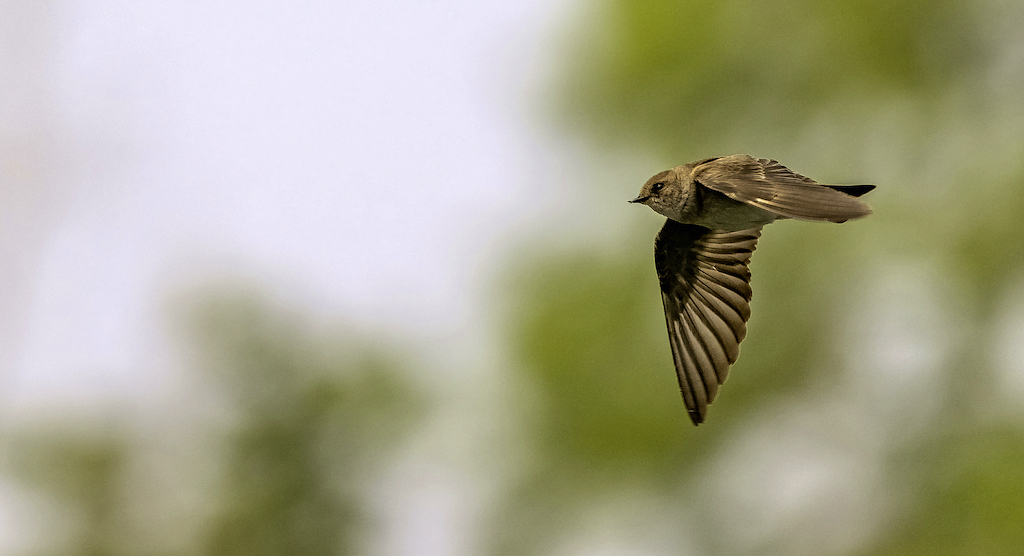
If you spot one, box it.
[654,219,761,425]
[695,154,874,223]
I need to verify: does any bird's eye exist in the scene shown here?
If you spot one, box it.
[651,182,665,193]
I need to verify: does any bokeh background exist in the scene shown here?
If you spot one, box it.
[3,0,1024,554]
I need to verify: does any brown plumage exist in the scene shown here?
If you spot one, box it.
[631,155,874,425]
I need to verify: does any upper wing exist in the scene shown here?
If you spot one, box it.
[654,219,761,425]
[694,155,874,223]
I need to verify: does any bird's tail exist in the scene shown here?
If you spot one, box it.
[826,184,875,198]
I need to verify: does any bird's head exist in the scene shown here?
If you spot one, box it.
[630,167,689,221]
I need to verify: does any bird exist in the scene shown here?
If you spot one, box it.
[630,154,874,425]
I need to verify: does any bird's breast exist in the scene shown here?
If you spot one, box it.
[686,190,779,231]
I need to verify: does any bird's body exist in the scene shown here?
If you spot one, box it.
[670,186,781,230]
[631,154,874,425]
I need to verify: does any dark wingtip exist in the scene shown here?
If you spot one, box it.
[688,411,705,426]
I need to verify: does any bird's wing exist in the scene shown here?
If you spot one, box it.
[694,155,873,223]
[654,219,761,425]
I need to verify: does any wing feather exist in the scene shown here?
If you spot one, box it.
[680,304,721,401]
[694,155,874,222]
[654,220,761,425]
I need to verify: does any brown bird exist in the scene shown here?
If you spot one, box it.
[630,154,874,425]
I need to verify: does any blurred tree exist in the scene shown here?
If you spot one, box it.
[553,0,988,157]
[489,0,1024,554]
[190,293,424,556]
[1,291,424,556]
[2,428,131,556]
[860,426,1024,556]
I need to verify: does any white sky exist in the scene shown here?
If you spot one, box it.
[2,0,578,405]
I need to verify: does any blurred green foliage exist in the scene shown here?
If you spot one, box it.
[510,250,688,469]
[863,426,1024,555]
[191,294,423,556]
[3,428,130,556]
[556,0,989,156]
[491,0,1024,554]
[1,292,423,556]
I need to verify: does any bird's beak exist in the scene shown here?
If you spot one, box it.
[629,195,649,204]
